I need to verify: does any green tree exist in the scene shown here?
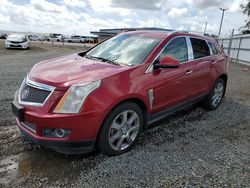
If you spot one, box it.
[241,0,250,34]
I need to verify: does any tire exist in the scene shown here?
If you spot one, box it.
[202,78,225,110]
[98,102,144,156]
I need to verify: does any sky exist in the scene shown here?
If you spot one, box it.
[0,0,248,37]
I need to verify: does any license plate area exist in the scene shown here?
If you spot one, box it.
[11,101,24,121]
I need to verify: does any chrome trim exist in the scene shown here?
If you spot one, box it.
[26,76,55,91]
[206,40,213,55]
[186,70,193,75]
[18,76,55,107]
[145,35,217,74]
[21,122,36,133]
[148,89,154,110]
[185,37,194,61]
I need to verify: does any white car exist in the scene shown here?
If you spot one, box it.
[30,35,45,41]
[6,34,30,49]
[66,35,85,43]
[49,35,64,42]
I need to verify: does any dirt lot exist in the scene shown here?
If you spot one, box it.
[0,39,249,188]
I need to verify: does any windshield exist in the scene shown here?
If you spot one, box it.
[85,34,162,66]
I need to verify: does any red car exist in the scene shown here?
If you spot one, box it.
[12,30,228,156]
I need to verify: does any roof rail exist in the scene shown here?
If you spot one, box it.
[122,28,174,33]
[169,30,189,35]
[123,29,137,32]
[169,30,211,37]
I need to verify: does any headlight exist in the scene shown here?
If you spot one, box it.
[53,80,101,114]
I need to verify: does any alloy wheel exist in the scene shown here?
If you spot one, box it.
[108,110,140,151]
[211,82,224,107]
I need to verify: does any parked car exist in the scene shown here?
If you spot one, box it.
[66,35,85,43]
[6,34,30,49]
[29,35,45,41]
[12,30,228,156]
[85,37,95,43]
[48,33,64,42]
[0,33,7,39]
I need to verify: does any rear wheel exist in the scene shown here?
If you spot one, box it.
[202,78,225,110]
[98,102,143,156]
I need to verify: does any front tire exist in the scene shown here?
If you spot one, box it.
[98,102,143,156]
[202,78,225,110]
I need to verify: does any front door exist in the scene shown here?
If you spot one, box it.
[149,37,191,113]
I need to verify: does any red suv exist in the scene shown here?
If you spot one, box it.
[12,30,228,156]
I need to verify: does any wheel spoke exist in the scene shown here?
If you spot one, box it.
[115,136,125,150]
[109,131,121,144]
[122,111,128,124]
[112,121,121,130]
[126,136,133,145]
[128,113,137,125]
[128,124,140,134]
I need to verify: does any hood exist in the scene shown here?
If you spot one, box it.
[7,34,25,42]
[28,54,129,90]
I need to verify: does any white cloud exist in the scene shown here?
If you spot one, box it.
[229,0,245,13]
[168,8,188,17]
[0,13,9,23]
[30,0,62,13]
[188,0,224,9]
[63,0,87,8]
[0,0,247,37]
[111,0,166,10]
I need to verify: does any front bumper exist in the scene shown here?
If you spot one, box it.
[6,41,29,49]
[19,124,96,154]
[12,97,103,154]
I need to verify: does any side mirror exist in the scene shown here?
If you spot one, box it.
[153,56,180,69]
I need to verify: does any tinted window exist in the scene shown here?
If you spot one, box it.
[160,37,188,62]
[190,38,210,59]
[208,42,218,55]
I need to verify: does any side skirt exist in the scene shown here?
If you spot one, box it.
[147,94,207,125]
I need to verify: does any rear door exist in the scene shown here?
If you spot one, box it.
[186,37,213,97]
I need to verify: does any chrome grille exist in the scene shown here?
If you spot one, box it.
[9,41,22,44]
[18,77,55,106]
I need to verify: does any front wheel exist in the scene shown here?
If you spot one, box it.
[202,78,225,110]
[98,102,143,156]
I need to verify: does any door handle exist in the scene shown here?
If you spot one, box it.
[186,70,193,75]
[211,59,216,64]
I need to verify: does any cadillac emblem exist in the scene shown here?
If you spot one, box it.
[21,88,29,99]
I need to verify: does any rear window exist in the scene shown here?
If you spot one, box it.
[208,42,218,55]
[190,38,210,59]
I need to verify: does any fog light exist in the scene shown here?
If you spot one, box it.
[54,128,65,138]
[44,128,71,138]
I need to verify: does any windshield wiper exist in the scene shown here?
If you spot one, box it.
[85,55,120,66]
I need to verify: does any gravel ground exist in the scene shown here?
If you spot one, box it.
[0,39,249,188]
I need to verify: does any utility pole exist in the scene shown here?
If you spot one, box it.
[204,21,207,34]
[218,8,228,36]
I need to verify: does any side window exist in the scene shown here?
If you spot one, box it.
[208,42,218,55]
[160,37,188,62]
[190,38,210,59]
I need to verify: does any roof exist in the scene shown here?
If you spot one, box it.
[122,30,217,43]
[90,27,173,36]
[91,28,217,44]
